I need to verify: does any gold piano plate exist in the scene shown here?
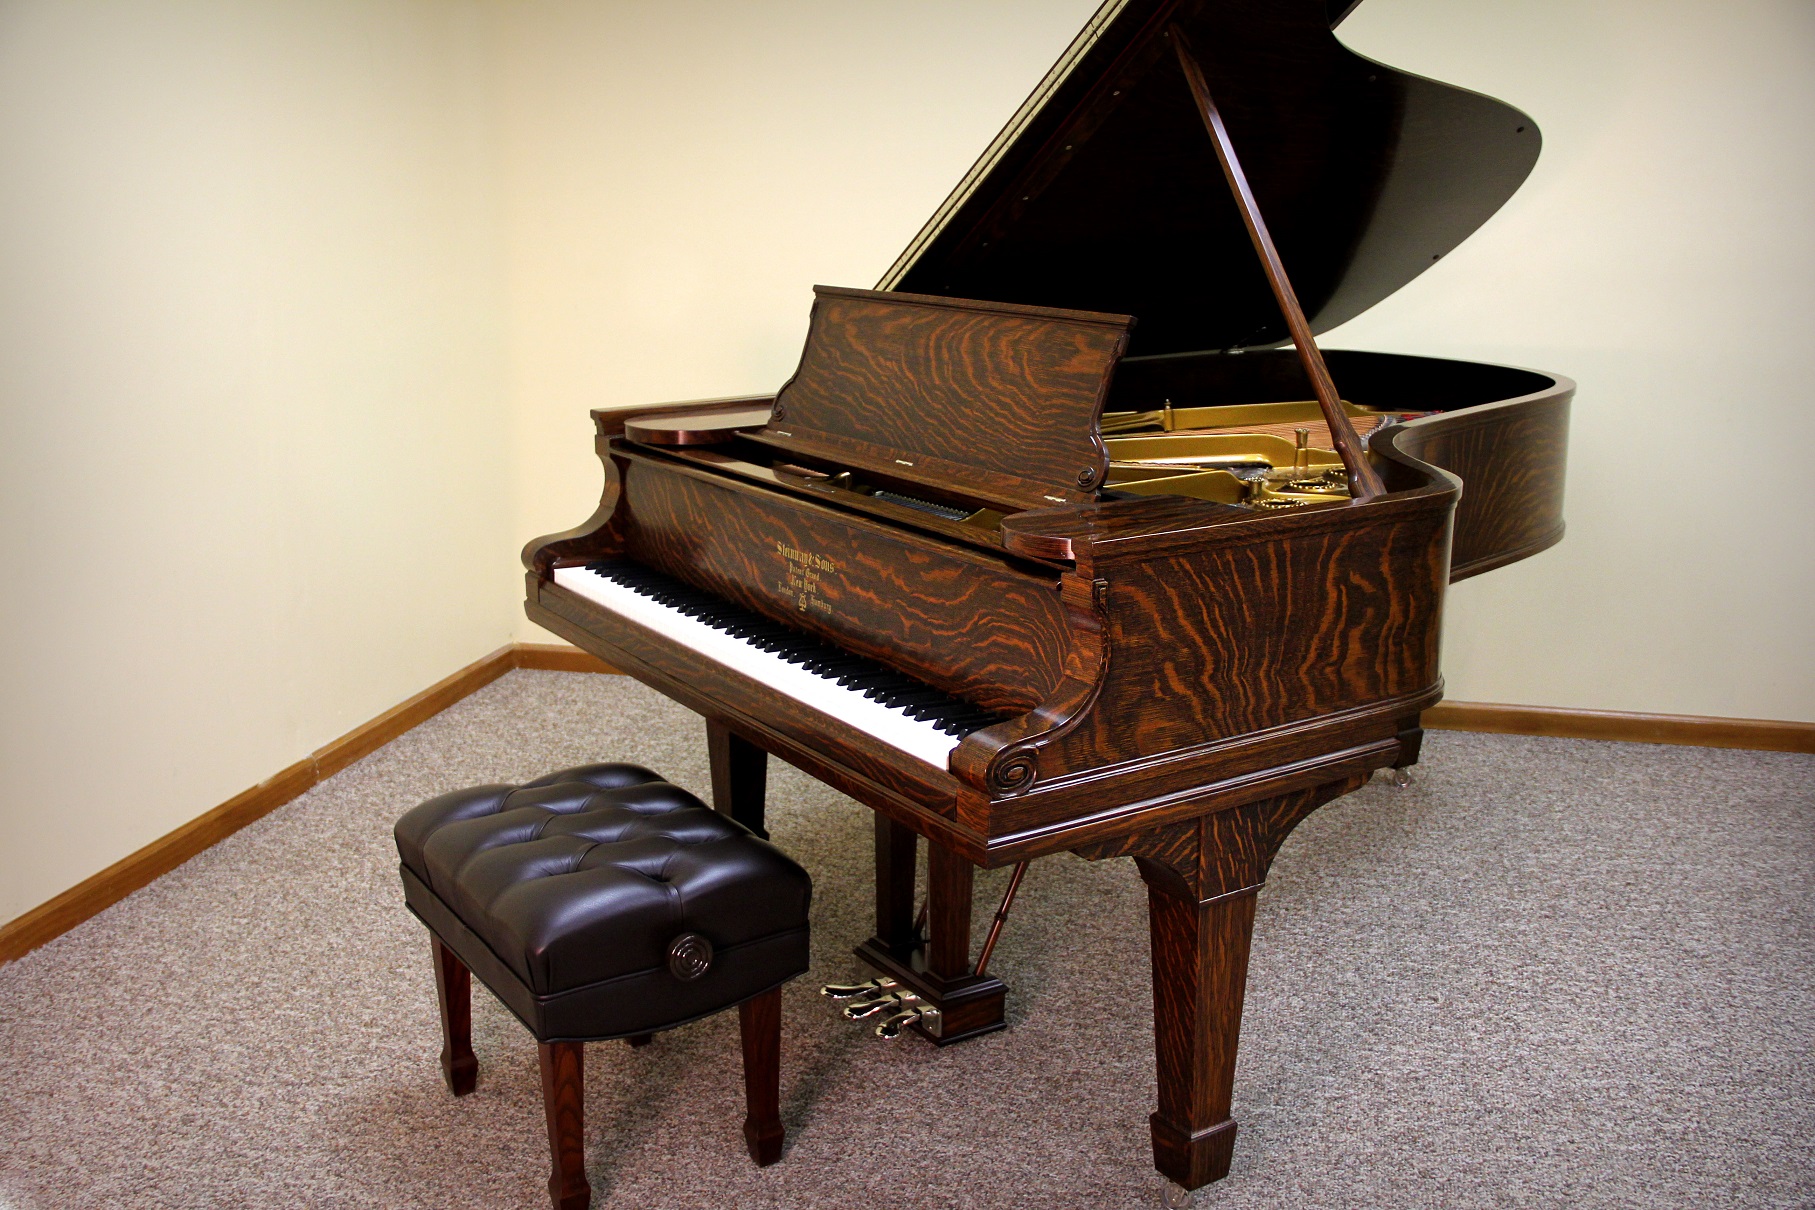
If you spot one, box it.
[1105,428,1353,510]
[1100,398,1383,435]
[1108,467,1248,504]
[1106,431,1345,471]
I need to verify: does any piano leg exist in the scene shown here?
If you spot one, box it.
[1140,865,1256,1189]
[1078,776,1366,1194]
[854,831,1007,1045]
[875,815,919,956]
[707,719,769,839]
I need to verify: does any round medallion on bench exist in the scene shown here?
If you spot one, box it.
[393,761,811,1208]
[668,932,714,980]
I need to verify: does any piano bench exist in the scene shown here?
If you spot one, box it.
[393,762,813,1210]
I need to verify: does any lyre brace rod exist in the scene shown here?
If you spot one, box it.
[973,861,1031,978]
[1168,25,1387,503]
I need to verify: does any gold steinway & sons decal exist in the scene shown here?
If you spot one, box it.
[776,542,836,616]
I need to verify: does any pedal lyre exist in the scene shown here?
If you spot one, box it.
[819,975,942,1039]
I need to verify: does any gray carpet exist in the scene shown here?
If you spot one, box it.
[1,670,1810,1210]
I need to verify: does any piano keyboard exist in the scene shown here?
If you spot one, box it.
[551,562,1004,767]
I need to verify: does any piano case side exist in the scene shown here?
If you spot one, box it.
[952,480,1456,857]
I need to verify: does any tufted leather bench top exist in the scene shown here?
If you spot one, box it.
[395,762,811,1041]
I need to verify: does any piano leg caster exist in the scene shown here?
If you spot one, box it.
[1161,1180,1197,1209]
[1389,766,1413,789]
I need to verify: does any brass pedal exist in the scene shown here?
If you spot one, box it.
[874,1007,923,1039]
[820,976,943,1039]
[841,989,905,1020]
[820,977,898,1000]
[873,995,942,1040]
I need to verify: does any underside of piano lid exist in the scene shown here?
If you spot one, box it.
[636,0,1566,537]
[877,0,1543,358]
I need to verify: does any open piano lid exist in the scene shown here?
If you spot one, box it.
[879,0,1541,357]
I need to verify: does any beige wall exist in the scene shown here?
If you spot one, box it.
[4,0,1810,928]
[0,1,515,923]
[502,0,1815,725]
[1329,0,1815,722]
[496,0,1106,581]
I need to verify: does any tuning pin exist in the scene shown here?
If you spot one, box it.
[1245,476,1299,510]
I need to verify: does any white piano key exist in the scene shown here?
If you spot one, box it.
[552,565,961,768]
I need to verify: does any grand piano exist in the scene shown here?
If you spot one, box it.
[523,0,1572,1200]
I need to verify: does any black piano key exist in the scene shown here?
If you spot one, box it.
[871,687,945,709]
[729,623,791,640]
[863,689,918,708]
[583,560,1007,737]
[919,697,966,718]
[803,654,863,674]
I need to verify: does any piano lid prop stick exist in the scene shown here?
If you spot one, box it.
[973,860,1031,978]
[1168,26,1387,504]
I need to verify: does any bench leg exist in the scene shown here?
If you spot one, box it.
[432,937,477,1095]
[538,1041,591,1210]
[738,987,784,1165]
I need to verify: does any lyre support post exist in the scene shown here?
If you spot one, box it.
[1168,25,1387,503]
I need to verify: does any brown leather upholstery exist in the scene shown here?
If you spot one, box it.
[396,763,811,1041]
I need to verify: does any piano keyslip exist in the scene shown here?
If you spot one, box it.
[552,562,1002,768]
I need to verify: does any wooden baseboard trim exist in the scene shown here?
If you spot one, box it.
[0,644,522,966]
[514,642,619,675]
[1425,701,1815,753]
[7,643,1797,965]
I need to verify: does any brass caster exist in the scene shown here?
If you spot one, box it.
[1161,1180,1196,1209]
